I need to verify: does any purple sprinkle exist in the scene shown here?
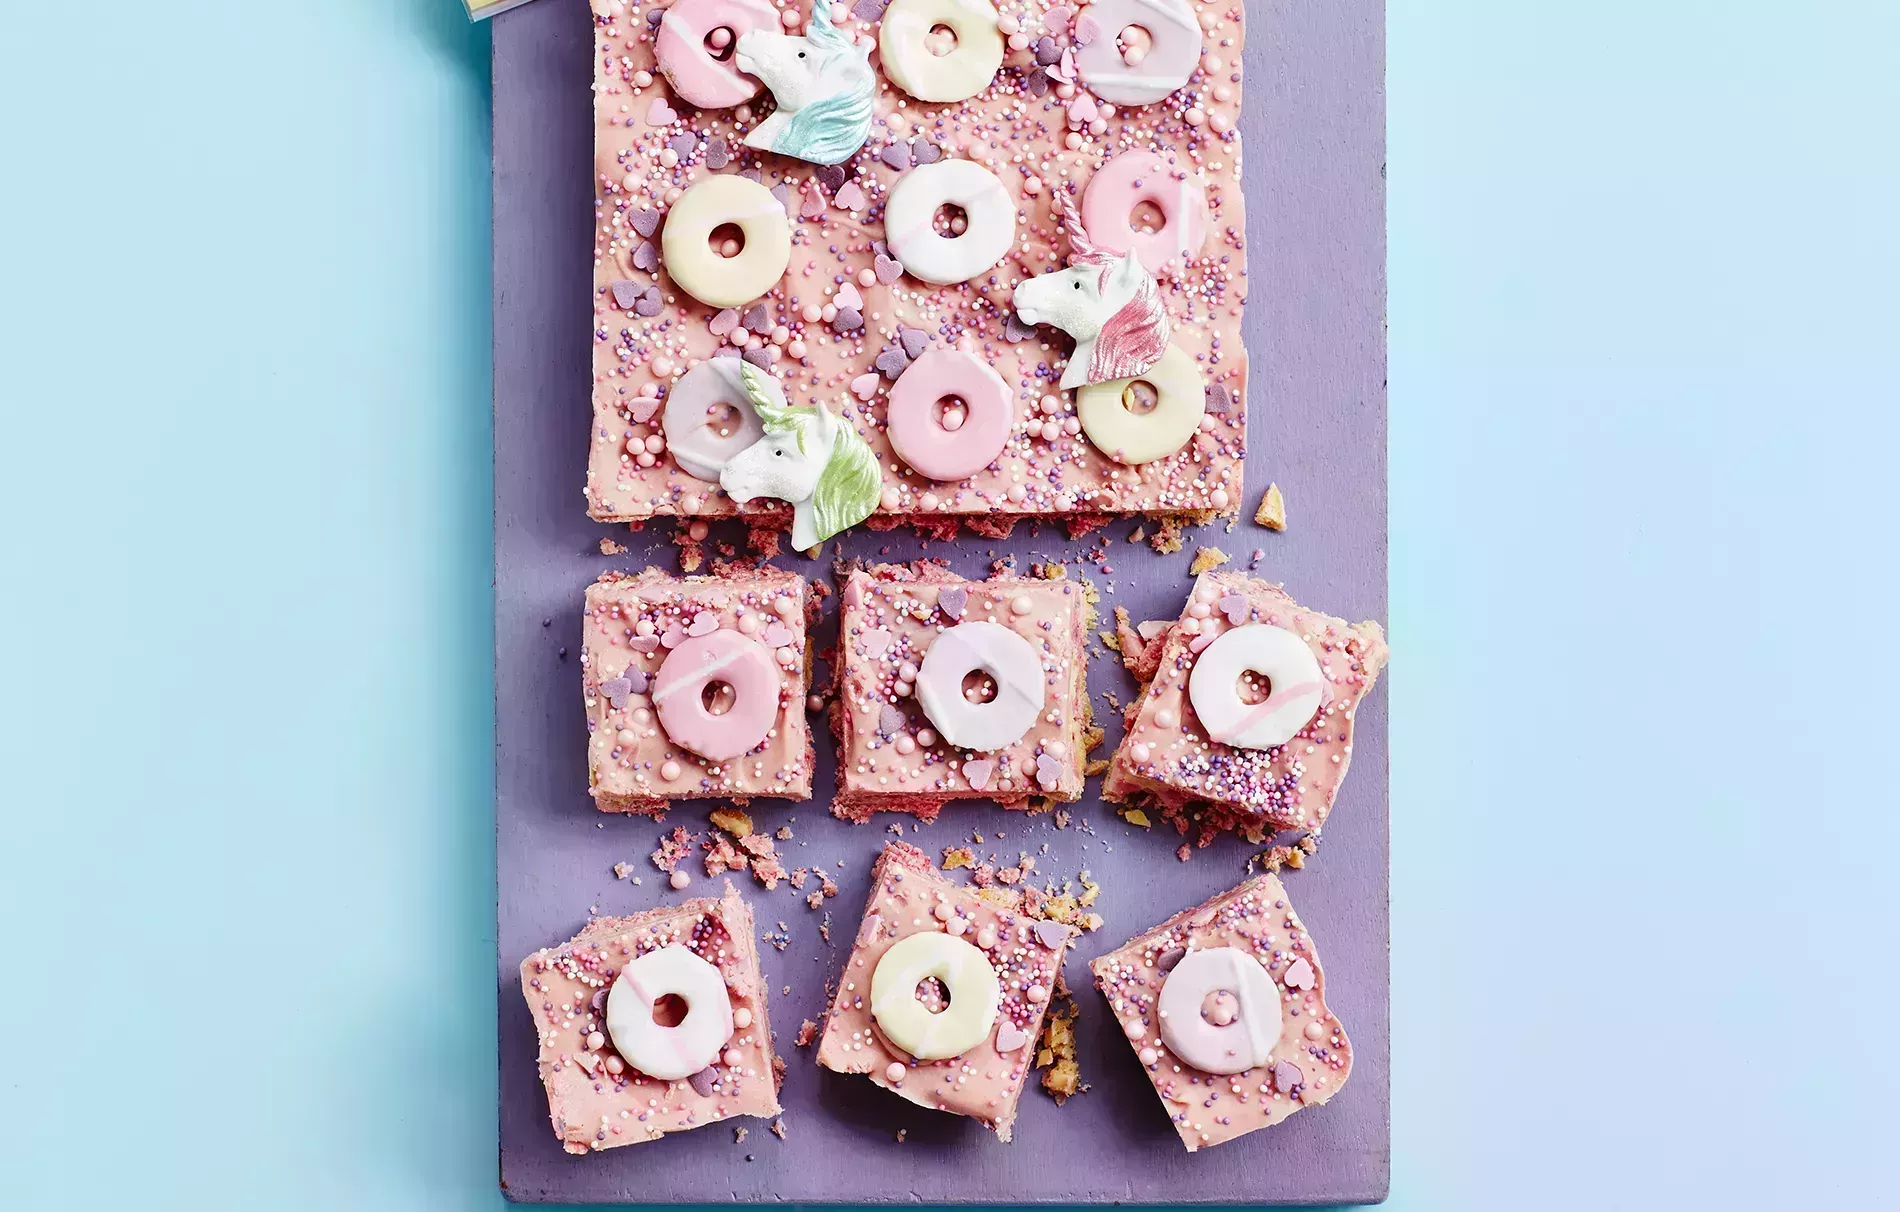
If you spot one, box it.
[609,280,641,310]
[634,286,664,317]
[937,586,967,619]
[1033,920,1068,949]
[741,346,772,369]
[1034,36,1061,65]
[879,142,912,171]
[851,0,890,19]
[704,136,730,170]
[667,131,697,159]
[898,327,929,359]
[600,676,633,709]
[632,240,659,271]
[741,303,769,332]
[910,140,942,166]
[874,344,911,379]
[877,704,906,736]
[832,306,865,334]
[630,208,662,238]
[1004,311,1038,342]
[816,163,848,193]
[688,1067,719,1097]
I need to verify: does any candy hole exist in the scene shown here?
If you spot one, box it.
[961,670,998,703]
[1128,200,1167,235]
[652,993,689,1027]
[915,976,952,1013]
[1236,669,1272,706]
[701,681,737,715]
[932,202,970,237]
[1200,989,1239,1025]
[926,23,960,56]
[709,222,747,259]
[1117,25,1154,66]
[933,394,969,432]
[703,26,738,61]
[705,401,740,437]
[1119,380,1161,417]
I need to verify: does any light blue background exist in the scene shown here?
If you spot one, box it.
[1,0,1894,1208]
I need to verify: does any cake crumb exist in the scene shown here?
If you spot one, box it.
[1255,482,1287,531]
[598,537,629,556]
[709,808,754,838]
[1122,808,1152,829]
[941,846,975,870]
[734,1126,748,1143]
[1147,518,1185,554]
[769,1118,787,1140]
[1128,525,1145,543]
[1176,843,1192,862]
[650,826,695,873]
[895,1128,907,1144]
[1036,995,1085,1105]
[1189,546,1230,575]
[795,1019,818,1048]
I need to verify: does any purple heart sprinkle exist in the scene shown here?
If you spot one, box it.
[1034,920,1069,950]
[688,1067,719,1096]
[873,255,904,285]
[1219,592,1250,625]
[704,136,730,170]
[937,586,967,619]
[877,704,907,736]
[626,670,650,694]
[879,142,912,171]
[632,240,659,271]
[1024,69,1051,97]
[634,286,663,317]
[1004,311,1037,342]
[600,676,633,709]
[739,166,762,183]
[851,0,890,19]
[910,140,941,166]
[610,279,641,310]
[667,131,697,159]
[1034,36,1061,65]
[741,346,772,369]
[1157,945,1187,973]
[832,306,864,334]
[1205,382,1233,415]
[874,345,911,379]
[769,182,791,211]
[630,208,662,238]
[859,912,883,943]
[898,327,929,359]
[816,163,847,193]
[741,304,769,332]
[1272,1060,1305,1093]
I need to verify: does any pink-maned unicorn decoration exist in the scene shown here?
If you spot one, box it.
[1010,197,1171,390]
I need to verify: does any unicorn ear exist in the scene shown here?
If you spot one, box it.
[1109,252,1148,296]
[812,395,840,441]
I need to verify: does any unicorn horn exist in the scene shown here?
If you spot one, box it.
[1060,194,1105,262]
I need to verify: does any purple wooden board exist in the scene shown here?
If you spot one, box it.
[493,0,1386,1202]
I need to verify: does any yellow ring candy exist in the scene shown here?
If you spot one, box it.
[878,0,1006,104]
[1075,343,1206,464]
[660,175,792,309]
[869,930,999,1060]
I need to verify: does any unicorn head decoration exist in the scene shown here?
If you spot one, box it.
[735,6,876,166]
[719,362,881,551]
[1011,197,1172,390]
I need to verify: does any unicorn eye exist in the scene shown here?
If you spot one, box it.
[797,51,806,58]
[1072,281,1082,289]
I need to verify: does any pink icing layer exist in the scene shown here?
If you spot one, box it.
[816,842,1074,1142]
[518,883,780,1154]
[829,561,1092,823]
[583,566,813,813]
[1090,871,1351,1152]
[587,0,1249,530]
[1102,571,1388,835]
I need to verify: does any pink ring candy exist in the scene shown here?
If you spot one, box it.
[654,0,777,109]
[1082,150,1209,273]
[884,349,1013,483]
[651,628,780,762]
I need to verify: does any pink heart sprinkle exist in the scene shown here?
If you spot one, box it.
[1283,958,1315,990]
[800,182,828,218]
[629,635,661,653]
[688,611,719,637]
[1068,94,1098,126]
[709,308,739,336]
[629,396,660,424]
[761,622,794,647]
[850,373,881,401]
[1219,593,1250,625]
[1042,5,1072,35]
[860,628,892,656]
[963,758,995,791]
[834,280,864,311]
[834,181,867,211]
[994,1023,1029,1052]
[1074,13,1100,43]
[660,626,685,649]
[646,97,676,126]
[874,255,904,285]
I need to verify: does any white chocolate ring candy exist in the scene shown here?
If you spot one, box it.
[914,621,1044,752]
[869,930,1000,1060]
[664,358,771,482]
[883,160,1017,286]
[605,944,736,1081]
[1075,343,1205,464]
[1157,946,1282,1075]
[660,175,792,308]
[1082,150,1209,273]
[1074,0,1202,106]
[654,0,776,109]
[652,629,782,762]
[884,349,1013,482]
[1188,623,1325,750]
[878,0,1006,103]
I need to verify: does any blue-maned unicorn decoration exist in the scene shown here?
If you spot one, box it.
[735,5,876,166]
[720,363,880,551]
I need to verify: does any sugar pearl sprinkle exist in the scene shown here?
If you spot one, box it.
[584,0,1249,533]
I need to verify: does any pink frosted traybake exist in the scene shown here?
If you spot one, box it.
[829,561,1092,822]
[587,0,1250,539]
[518,883,782,1153]
[1104,571,1388,841]
[816,841,1075,1141]
[1090,871,1350,1151]
[583,566,815,814]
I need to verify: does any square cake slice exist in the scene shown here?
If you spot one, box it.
[816,842,1075,1142]
[583,566,814,814]
[517,882,781,1154]
[830,562,1092,822]
[1090,873,1351,1152]
[1103,571,1388,837]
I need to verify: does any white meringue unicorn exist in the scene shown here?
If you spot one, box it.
[1011,197,1171,389]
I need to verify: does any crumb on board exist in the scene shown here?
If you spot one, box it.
[599,537,628,556]
[1036,995,1085,1105]
[795,1019,818,1048]
[734,1126,748,1144]
[612,861,633,880]
[1121,807,1152,829]
[709,808,754,838]
[1189,546,1229,575]
[1128,525,1145,544]
[1147,518,1185,554]
[941,846,975,870]
[770,1118,787,1140]
[650,826,695,873]
[1177,843,1192,862]
[1256,482,1287,531]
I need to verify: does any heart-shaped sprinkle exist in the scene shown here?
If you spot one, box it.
[740,303,769,332]
[1034,35,1062,65]
[877,704,907,736]
[704,136,730,170]
[832,307,864,334]
[937,586,967,619]
[1219,593,1250,625]
[910,139,942,166]
[874,344,911,379]
[800,182,828,218]
[630,208,662,238]
[1283,958,1315,990]
[816,163,847,193]
[632,240,659,271]
[712,347,741,359]
[1024,69,1051,97]
[634,286,663,317]
[1074,12,1101,43]
[1156,945,1186,972]
[850,372,881,401]
[770,181,791,211]
[859,911,884,943]
[834,280,863,311]
[629,396,660,423]
[860,628,893,656]
[898,327,929,359]
[667,131,697,159]
[761,622,794,648]
[688,610,720,637]
[1043,5,1073,35]
[874,254,904,285]
[647,97,677,126]
[1050,47,1077,84]
[1205,382,1233,415]
[834,181,867,212]
[688,1067,719,1096]
[629,635,661,653]
[627,670,651,694]
[600,676,633,709]
[660,625,686,649]
[963,758,996,791]
[610,279,641,309]
[994,1023,1029,1053]
[1004,311,1037,342]
[1034,921,1069,950]
[851,0,890,19]
[741,346,771,369]
[879,141,912,171]
[1035,753,1065,789]
[709,308,740,336]
[739,166,762,183]
[1067,94,1098,127]
[1272,1060,1305,1093]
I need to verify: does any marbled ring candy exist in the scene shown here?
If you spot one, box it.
[1187,622,1325,750]
[1075,0,1203,106]
[884,348,1013,482]
[914,621,1045,752]
[663,358,770,482]
[660,174,792,308]
[651,628,781,762]
[653,0,777,108]
[1075,342,1205,464]
[869,930,1000,1060]
[1082,149,1209,273]
[1156,946,1282,1076]
[883,159,1016,285]
[605,944,736,1080]
[878,0,1006,103]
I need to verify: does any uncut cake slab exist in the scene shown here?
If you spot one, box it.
[494,0,1388,1202]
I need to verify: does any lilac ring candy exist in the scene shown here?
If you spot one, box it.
[1074,0,1202,106]
[914,621,1044,752]
[664,358,770,482]
[652,629,780,762]
[1157,946,1282,1076]
[884,349,1013,482]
